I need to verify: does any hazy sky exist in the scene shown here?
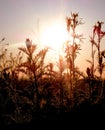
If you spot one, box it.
[0,0,105,72]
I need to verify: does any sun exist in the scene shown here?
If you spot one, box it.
[40,22,68,53]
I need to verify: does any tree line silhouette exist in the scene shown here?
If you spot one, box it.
[0,12,105,128]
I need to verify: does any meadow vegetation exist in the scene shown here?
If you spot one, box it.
[0,12,105,128]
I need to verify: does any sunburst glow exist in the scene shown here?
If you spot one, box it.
[41,23,68,52]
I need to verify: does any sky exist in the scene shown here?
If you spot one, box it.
[0,0,105,73]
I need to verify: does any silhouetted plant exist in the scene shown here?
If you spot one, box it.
[92,21,105,78]
[18,38,49,117]
[56,55,65,112]
[41,63,56,108]
[0,48,28,125]
[65,12,84,97]
[0,49,8,70]
[87,21,105,98]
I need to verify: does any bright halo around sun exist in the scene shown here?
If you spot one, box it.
[41,22,68,53]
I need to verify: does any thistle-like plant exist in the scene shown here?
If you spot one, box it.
[89,21,105,79]
[86,21,105,98]
[65,12,84,94]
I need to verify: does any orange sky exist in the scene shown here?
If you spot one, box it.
[0,0,105,74]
